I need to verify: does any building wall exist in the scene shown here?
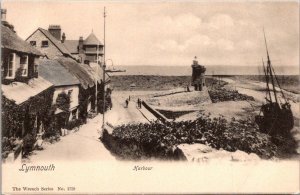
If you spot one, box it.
[26,30,64,59]
[1,49,38,82]
[52,85,80,110]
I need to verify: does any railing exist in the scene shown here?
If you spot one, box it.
[141,101,170,123]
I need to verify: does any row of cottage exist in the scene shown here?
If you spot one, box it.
[1,9,111,150]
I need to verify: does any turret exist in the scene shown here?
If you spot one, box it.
[191,56,206,91]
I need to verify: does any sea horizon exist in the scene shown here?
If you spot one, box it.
[109,65,299,76]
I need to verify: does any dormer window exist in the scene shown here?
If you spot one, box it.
[41,40,49,47]
[6,53,15,79]
[20,55,28,76]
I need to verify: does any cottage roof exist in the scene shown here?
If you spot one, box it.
[39,59,80,86]
[89,62,110,83]
[2,77,53,105]
[1,25,42,56]
[84,32,103,46]
[54,57,95,89]
[63,40,78,54]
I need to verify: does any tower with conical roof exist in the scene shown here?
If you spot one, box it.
[81,31,104,64]
[191,56,206,91]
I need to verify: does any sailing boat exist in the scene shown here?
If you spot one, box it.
[255,31,294,136]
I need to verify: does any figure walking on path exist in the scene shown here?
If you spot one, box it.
[125,99,129,108]
[137,98,140,109]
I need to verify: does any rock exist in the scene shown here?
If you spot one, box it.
[178,144,260,162]
[231,150,260,161]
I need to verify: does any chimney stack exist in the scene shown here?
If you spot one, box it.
[48,25,61,40]
[61,32,66,43]
[1,9,7,21]
[1,9,15,33]
[78,36,84,54]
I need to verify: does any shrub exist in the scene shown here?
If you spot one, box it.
[22,133,36,157]
[111,114,279,159]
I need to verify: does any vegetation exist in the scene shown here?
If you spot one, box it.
[110,75,221,91]
[208,86,255,103]
[108,113,294,160]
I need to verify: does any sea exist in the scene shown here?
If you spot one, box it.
[109,65,299,76]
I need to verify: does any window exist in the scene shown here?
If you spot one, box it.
[41,40,48,47]
[34,57,39,74]
[71,109,77,120]
[6,53,15,78]
[1,64,4,78]
[20,55,28,76]
[30,41,36,47]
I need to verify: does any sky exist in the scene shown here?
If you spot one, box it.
[1,1,299,67]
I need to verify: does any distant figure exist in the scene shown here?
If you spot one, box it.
[125,99,129,108]
[137,98,140,109]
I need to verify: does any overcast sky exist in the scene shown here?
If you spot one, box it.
[2,1,299,67]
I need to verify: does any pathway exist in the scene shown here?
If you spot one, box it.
[29,91,157,162]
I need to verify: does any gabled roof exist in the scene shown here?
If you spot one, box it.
[39,59,80,86]
[1,25,42,56]
[63,40,78,54]
[84,32,103,46]
[26,28,74,58]
[54,57,95,89]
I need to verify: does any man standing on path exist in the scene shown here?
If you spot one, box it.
[137,98,140,109]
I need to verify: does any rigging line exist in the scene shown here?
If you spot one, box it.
[270,65,288,103]
[262,58,272,102]
[263,29,278,103]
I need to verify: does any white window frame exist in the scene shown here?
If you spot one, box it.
[6,53,15,79]
[20,55,28,76]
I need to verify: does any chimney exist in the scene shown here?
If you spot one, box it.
[1,9,7,21]
[61,32,66,43]
[1,9,15,33]
[48,25,61,40]
[78,36,84,54]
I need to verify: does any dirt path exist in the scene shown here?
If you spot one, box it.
[28,91,156,162]
[29,115,116,162]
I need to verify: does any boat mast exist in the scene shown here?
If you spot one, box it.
[262,58,272,102]
[102,7,106,131]
[263,29,278,103]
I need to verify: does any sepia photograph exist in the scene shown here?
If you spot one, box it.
[1,0,299,194]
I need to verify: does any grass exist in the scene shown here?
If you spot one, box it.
[110,75,223,91]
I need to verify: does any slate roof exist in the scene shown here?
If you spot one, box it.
[39,59,80,86]
[63,40,78,54]
[84,32,103,46]
[1,25,42,56]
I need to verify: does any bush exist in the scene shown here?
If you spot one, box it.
[111,114,279,159]
[65,118,84,130]
[208,87,255,103]
[22,133,36,157]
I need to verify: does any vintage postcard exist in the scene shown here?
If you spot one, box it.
[1,0,299,194]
